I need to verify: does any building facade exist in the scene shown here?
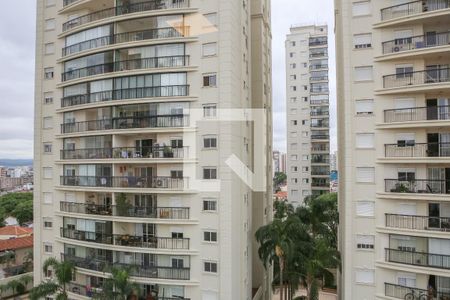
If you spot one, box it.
[33,0,273,299]
[286,25,330,206]
[336,0,450,298]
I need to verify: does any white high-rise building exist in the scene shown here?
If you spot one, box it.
[285,24,330,206]
[33,0,273,299]
[336,0,450,298]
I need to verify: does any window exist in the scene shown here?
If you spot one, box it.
[352,1,371,16]
[395,64,413,78]
[398,168,415,181]
[290,52,295,58]
[301,120,307,125]
[356,133,374,148]
[302,155,309,161]
[171,138,183,149]
[291,143,298,150]
[291,155,298,161]
[290,75,297,80]
[291,190,299,197]
[203,168,217,180]
[396,133,415,147]
[171,229,183,239]
[202,43,217,56]
[43,117,53,129]
[203,104,217,118]
[45,43,55,55]
[171,258,184,268]
[291,178,298,184]
[44,243,53,254]
[203,231,218,242]
[44,67,54,79]
[290,97,297,103]
[394,98,415,110]
[302,97,308,102]
[290,63,296,69]
[43,143,52,154]
[356,167,375,183]
[356,235,375,249]
[291,86,297,91]
[44,92,54,104]
[302,167,309,172]
[290,108,297,115]
[204,13,218,27]
[203,74,217,87]
[355,99,373,115]
[45,19,56,30]
[353,34,372,49]
[290,41,296,47]
[354,66,373,81]
[44,219,53,229]
[171,170,183,179]
[43,167,53,179]
[290,132,298,138]
[203,136,217,149]
[356,201,375,217]
[45,0,55,6]
[203,199,217,211]
[43,192,53,204]
[355,269,374,284]
[291,166,298,172]
[302,178,309,184]
[291,120,298,126]
[204,261,218,273]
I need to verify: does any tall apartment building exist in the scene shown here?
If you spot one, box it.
[33,0,273,299]
[286,25,330,206]
[336,0,450,298]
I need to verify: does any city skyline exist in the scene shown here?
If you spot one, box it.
[0,0,336,159]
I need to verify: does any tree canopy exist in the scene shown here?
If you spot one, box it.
[0,192,33,226]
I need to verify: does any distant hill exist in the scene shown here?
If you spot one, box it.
[0,159,33,167]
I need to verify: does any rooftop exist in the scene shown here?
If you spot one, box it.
[0,226,33,236]
[0,236,33,251]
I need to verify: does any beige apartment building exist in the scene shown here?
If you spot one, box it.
[286,25,330,206]
[33,0,273,299]
[336,0,450,299]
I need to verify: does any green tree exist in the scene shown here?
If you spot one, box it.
[29,258,75,300]
[274,172,287,187]
[11,199,33,226]
[0,192,33,225]
[96,267,140,300]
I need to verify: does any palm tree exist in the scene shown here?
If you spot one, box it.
[255,215,301,300]
[29,257,75,300]
[96,267,140,300]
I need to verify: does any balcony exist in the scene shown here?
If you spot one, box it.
[311,134,330,140]
[311,144,330,152]
[380,0,450,21]
[62,55,190,82]
[385,283,450,299]
[62,26,190,57]
[60,201,190,219]
[309,64,328,71]
[60,175,187,189]
[60,228,190,249]
[310,121,329,128]
[386,213,450,231]
[386,248,450,269]
[61,85,189,107]
[60,115,189,134]
[384,105,450,123]
[62,0,190,32]
[63,0,78,6]
[385,179,448,194]
[384,142,450,157]
[62,254,190,280]
[382,32,450,55]
[310,110,329,116]
[61,146,188,160]
[382,68,450,89]
[310,75,329,82]
[311,178,329,188]
[309,38,327,47]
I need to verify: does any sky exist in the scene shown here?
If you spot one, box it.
[0,0,336,159]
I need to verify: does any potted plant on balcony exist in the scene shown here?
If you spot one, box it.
[163,145,174,158]
[116,193,132,216]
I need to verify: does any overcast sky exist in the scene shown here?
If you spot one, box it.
[0,0,335,159]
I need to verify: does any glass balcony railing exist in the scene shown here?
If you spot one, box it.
[385,213,450,231]
[62,0,190,31]
[383,68,450,89]
[60,201,190,219]
[384,142,450,157]
[381,0,450,21]
[385,248,450,269]
[382,32,450,54]
[60,175,187,189]
[61,146,188,160]
[385,179,449,194]
[385,283,450,299]
[384,105,450,123]
[60,228,190,249]
[62,55,190,81]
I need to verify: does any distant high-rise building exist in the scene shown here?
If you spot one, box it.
[33,0,273,299]
[273,150,281,176]
[285,24,330,206]
[330,151,337,172]
[336,0,450,298]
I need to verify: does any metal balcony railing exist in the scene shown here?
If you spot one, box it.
[384,142,450,157]
[61,85,189,107]
[61,146,188,160]
[386,248,450,269]
[309,64,328,70]
[382,32,450,54]
[62,254,190,280]
[385,179,449,194]
[60,201,190,219]
[310,76,329,82]
[384,105,450,123]
[310,110,329,116]
[60,228,190,249]
[62,26,189,57]
[385,283,450,299]
[311,134,330,140]
[60,115,189,133]
[381,0,450,21]
[383,68,450,89]
[62,0,190,31]
[60,176,187,189]
[385,213,450,231]
[62,55,190,81]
